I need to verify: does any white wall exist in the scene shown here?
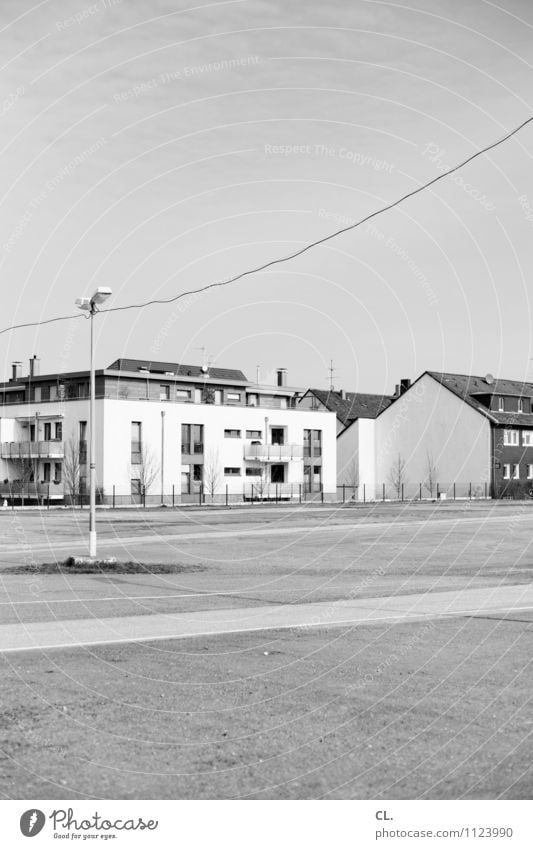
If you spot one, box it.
[374,373,491,497]
[336,418,376,499]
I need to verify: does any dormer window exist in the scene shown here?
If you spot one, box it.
[498,397,504,412]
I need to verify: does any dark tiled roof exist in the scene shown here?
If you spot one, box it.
[307,389,394,425]
[427,371,533,424]
[107,358,248,382]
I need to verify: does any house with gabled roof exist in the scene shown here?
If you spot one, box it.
[298,388,395,434]
[370,370,533,500]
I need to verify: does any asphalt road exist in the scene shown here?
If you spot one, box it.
[0,502,531,799]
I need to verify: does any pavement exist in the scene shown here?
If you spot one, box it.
[1,583,531,652]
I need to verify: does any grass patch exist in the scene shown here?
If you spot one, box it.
[8,560,207,575]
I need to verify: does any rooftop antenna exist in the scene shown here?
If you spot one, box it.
[256,365,261,385]
[328,359,337,392]
[196,346,212,374]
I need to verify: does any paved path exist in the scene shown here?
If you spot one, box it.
[0,584,531,653]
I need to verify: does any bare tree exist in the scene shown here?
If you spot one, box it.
[10,456,34,505]
[388,453,407,499]
[63,435,81,504]
[251,462,268,500]
[344,453,359,495]
[423,450,438,499]
[132,442,160,494]
[203,448,221,500]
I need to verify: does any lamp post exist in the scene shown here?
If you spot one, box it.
[76,287,112,557]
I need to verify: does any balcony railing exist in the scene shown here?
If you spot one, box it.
[0,440,64,458]
[243,443,303,461]
[0,482,64,498]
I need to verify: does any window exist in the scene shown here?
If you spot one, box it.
[498,397,505,412]
[54,422,62,440]
[131,421,142,464]
[527,464,533,479]
[246,467,264,476]
[182,424,203,454]
[503,429,519,446]
[160,384,170,401]
[176,389,192,402]
[224,467,241,476]
[193,464,203,482]
[512,463,520,480]
[79,421,87,463]
[54,463,62,484]
[192,424,203,453]
[246,430,262,439]
[503,464,510,479]
[247,394,258,406]
[34,386,41,402]
[518,398,524,413]
[271,427,284,445]
[226,392,241,403]
[42,463,51,483]
[224,429,241,438]
[523,431,533,446]
[44,422,51,440]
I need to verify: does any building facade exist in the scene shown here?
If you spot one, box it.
[0,357,336,503]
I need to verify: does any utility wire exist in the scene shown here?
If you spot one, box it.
[1,113,532,337]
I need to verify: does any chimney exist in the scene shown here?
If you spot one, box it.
[276,368,287,387]
[394,384,400,397]
[400,378,411,395]
[29,355,40,377]
[11,362,22,381]
[339,389,345,400]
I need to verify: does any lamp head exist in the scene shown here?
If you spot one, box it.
[75,297,91,311]
[91,286,112,306]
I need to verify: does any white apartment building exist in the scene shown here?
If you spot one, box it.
[0,357,336,504]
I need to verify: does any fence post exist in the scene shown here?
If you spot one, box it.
[469,482,472,500]
[225,484,228,507]
[321,483,324,504]
[363,483,366,504]
[113,484,115,509]
[199,484,202,506]
[484,481,487,499]
[299,483,302,504]
[401,483,404,502]
[47,484,50,510]
[436,482,439,500]
[275,484,279,504]
[419,482,422,501]
[251,484,254,504]
[342,484,345,503]
[172,484,175,507]
[453,483,456,501]
[382,483,385,502]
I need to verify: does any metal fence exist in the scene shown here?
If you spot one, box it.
[3,480,530,509]
[0,482,336,508]
[337,482,493,503]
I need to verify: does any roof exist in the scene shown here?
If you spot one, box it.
[107,358,248,383]
[427,371,533,425]
[306,388,394,425]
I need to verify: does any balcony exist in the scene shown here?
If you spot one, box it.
[0,482,64,499]
[0,440,64,459]
[243,443,303,461]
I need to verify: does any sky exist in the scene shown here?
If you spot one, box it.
[1,0,533,392]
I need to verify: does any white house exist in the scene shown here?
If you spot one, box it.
[0,357,337,504]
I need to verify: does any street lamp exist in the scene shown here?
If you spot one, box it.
[76,286,112,557]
